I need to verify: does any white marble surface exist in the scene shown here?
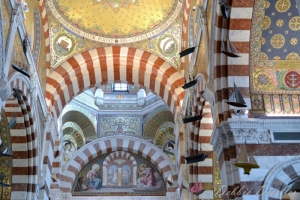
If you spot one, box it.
[229,30,251,42]
[230,8,253,19]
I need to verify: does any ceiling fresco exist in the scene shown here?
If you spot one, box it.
[251,0,300,93]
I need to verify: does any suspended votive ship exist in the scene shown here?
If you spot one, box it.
[226,83,247,108]
[221,38,241,58]
[190,181,205,195]
[234,142,260,175]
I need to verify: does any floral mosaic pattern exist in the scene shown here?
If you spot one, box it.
[251,0,300,93]
[98,115,142,136]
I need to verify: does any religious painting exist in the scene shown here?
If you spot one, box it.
[163,140,175,163]
[72,151,166,196]
[250,0,300,93]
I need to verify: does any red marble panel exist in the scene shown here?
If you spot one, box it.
[229,19,252,30]
[232,0,254,7]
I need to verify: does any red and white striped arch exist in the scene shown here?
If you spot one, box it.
[4,92,37,200]
[46,46,185,119]
[61,136,178,193]
[103,151,137,168]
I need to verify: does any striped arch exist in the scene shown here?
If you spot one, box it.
[46,46,185,119]
[61,136,178,193]
[262,156,300,200]
[103,151,137,168]
[3,92,37,199]
[213,0,254,122]
[8,73,31,102]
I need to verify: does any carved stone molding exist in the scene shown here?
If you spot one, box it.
[49,189,61,200]
[231,129,271,144]
[166,191,180,200]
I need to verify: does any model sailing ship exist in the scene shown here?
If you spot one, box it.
[190,181,204,195]
[234,142,260,175]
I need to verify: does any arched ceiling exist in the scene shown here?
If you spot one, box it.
[48,0,182,44]
[62,111,97,140]
[143,105,174,140]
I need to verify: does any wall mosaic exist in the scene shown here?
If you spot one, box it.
[0,113,12,200]
[62,110,97,141]
[1,0,11,49]
[143,105,174,140]
[62,121,85,146]
[251,0,300,93]
[23,0,40,44]
[72,151,166,196]
[98,115,142,137]
[62,104,97,131]
[9,30,29,75]
[48,13,182,70]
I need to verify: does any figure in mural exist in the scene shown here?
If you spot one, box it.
[121,165,131,185]
[137,164,156,188]
[108,165,118,185]
[163,141,175,163]
[87,164,102,190]
[63,141,75,163]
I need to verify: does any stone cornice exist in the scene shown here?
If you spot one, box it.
[211,118,300,159]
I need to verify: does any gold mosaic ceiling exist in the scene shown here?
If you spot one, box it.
[49,0,181,44]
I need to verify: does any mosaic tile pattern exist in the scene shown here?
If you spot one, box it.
[98,115,142,137]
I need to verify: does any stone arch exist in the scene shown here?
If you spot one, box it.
[3,92,37,199]
[8,73,31,99]
[45,46,185,119]
[261,156,300,200]
[61,135,178,194]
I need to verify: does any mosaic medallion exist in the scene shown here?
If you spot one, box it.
[48,0,183,44]
[286,52,299,60]
[275,0,291,12]
[270,34,285,49]
[284,71,300,88]
[289,16,300,31]
[263,16,271,30]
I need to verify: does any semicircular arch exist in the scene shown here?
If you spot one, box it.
[46,46,184,119]
[61,135,178,193]
[262,156,300,200]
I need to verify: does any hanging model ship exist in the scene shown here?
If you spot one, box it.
[226,83,247,107]
[221,38,240,58]
[234,142,260,175]
[190,181,205,195]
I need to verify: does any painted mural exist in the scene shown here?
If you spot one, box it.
[72,151,166,196]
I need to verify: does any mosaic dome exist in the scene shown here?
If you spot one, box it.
[48,0,182,44]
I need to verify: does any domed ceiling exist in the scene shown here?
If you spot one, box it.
[48,0,183,44]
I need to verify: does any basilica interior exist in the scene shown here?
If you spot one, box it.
[1,0,300,200]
